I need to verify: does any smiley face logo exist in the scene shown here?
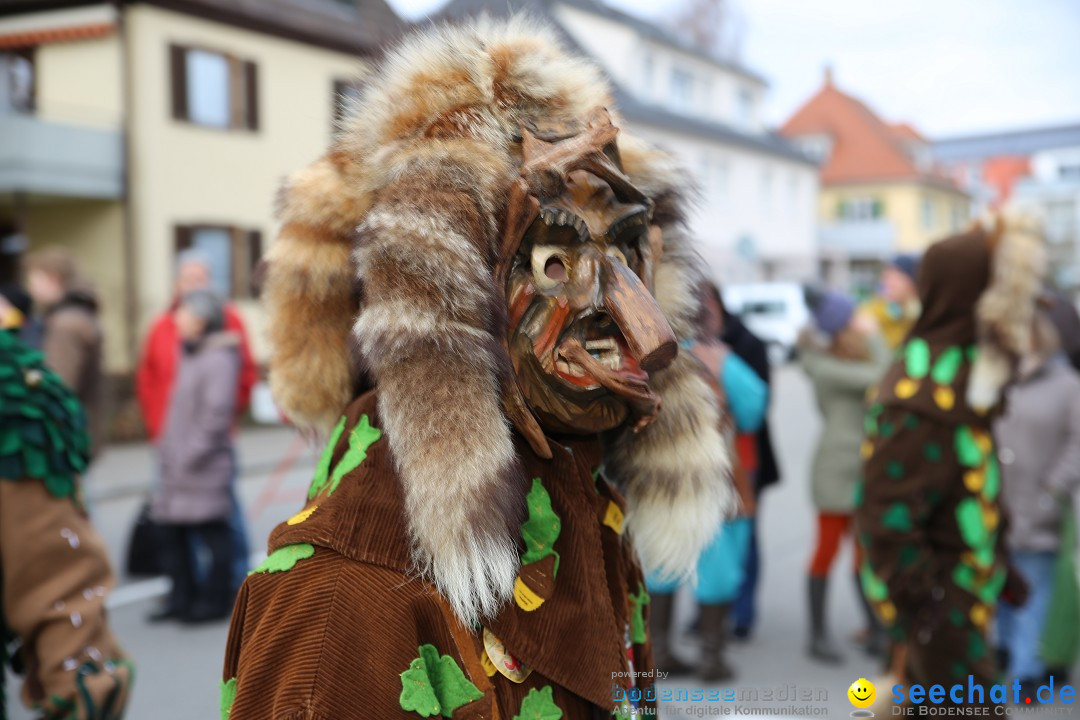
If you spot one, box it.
[848,678,876,709]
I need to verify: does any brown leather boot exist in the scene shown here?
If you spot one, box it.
[699,603,735,683]
[649,592,692,676]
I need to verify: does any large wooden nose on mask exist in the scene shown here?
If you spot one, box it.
[601,257,677,373]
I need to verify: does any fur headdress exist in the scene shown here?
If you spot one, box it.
[966,211,1047,411]
[263,15,732,626]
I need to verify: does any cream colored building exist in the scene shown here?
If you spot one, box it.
[0,0,402,376]
[780,70,969,291]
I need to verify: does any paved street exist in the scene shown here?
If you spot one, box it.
[2,367,1049,718]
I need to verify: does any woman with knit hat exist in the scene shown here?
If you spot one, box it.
[856,216,1045,704]
[799,289,891,662]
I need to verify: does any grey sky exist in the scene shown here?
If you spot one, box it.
[383,0,1080,138]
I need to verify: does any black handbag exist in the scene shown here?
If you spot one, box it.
[125,500,163,577]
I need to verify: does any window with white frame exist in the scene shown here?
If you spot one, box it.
[921,197,936,229]
[736,86,754,128]
[642,52,654,91]
[670,68,694,111]
[761,167,772,212]
[839,196,884,220]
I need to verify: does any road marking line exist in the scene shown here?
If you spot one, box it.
[107,553,269,609]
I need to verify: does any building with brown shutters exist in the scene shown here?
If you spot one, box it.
[780,68,969,291]
[0,0,404,381]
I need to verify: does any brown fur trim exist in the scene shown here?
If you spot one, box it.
[967,211,1047,411]
[265,154,366,432]
[605,353,735,579]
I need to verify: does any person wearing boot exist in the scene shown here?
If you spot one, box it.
[648,282,765,682]
[151,289,241,623]
[799,289,890,662]
[856,215,1044,704]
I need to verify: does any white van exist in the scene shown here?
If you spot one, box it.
[722,282,810,366]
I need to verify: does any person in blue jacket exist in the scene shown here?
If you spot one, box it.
[648,281,768,682]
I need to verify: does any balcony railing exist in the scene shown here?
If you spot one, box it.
[818,219,896,259]
[0,111,122,199]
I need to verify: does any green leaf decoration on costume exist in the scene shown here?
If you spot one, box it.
[220,677,237,720]
[954,426,984,468]
[931,346,964,385]
[898,544,918,569]
[327,415,382,496]
[853,480,864,508]
[956,498,990,550]
[972,546,994,571]
[520,478,562,576]
[924,442,943,462]
[248,543,315,576]
[981,566,1007,604]
[860,563,889,602]
[881,503,913,532]
[968,629,987,661]
[513,686,563,720]
[0,331,89,501]
[886,461,904,480]
[904,339,931,379]
[628,583,650,644]
[966,345,979,363]
[307,417,347,500]
[399,644,483,718]
[953,562,976,592]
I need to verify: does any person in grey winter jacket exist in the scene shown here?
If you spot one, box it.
[799,289,890,662]
[151,289,240,623]
[995,312,1080,688]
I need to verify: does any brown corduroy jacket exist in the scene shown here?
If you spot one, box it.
[223,391,657,719]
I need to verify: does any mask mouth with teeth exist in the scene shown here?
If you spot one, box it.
[504,119,678,436]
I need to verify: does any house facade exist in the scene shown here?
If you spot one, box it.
[0,0,402,379]
[441,0,821,286]
[780,70,969,291]
[933,124,1080,292]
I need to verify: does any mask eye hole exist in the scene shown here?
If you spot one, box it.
[545,256,568,282]
[606,246,628,266]
[531,245,570,289]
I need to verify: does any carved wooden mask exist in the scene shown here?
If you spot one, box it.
[499,110,677,441]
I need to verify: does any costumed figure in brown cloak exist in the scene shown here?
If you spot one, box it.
[0,328,133,719]
[222,16,734,720]
[856,214,1045,704]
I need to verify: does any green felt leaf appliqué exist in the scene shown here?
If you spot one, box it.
[220,677,237,720]
[954,426,984,469]
[399,644,483,718]
[520,478,562,576]
[956,498,990,550]
[0,331,89,500]
[860,563,889,602]
[904,339,931,379]
[514,686,563,720]
[931,346,965,385]
[248,543,315,576]
[307,417,347,500]
[881,503,913,532]
[628,583,650,645]
[327,415,382,496]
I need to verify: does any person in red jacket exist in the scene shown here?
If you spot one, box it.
[136,251,257,592]
[137,253,257,439]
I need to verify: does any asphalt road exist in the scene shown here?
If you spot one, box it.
[7,367,1064,718]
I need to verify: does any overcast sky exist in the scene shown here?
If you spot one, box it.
[383,0,1080,138]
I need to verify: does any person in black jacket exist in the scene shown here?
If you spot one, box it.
[715,286,781,639]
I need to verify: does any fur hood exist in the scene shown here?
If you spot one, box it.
[263,15,732,626]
